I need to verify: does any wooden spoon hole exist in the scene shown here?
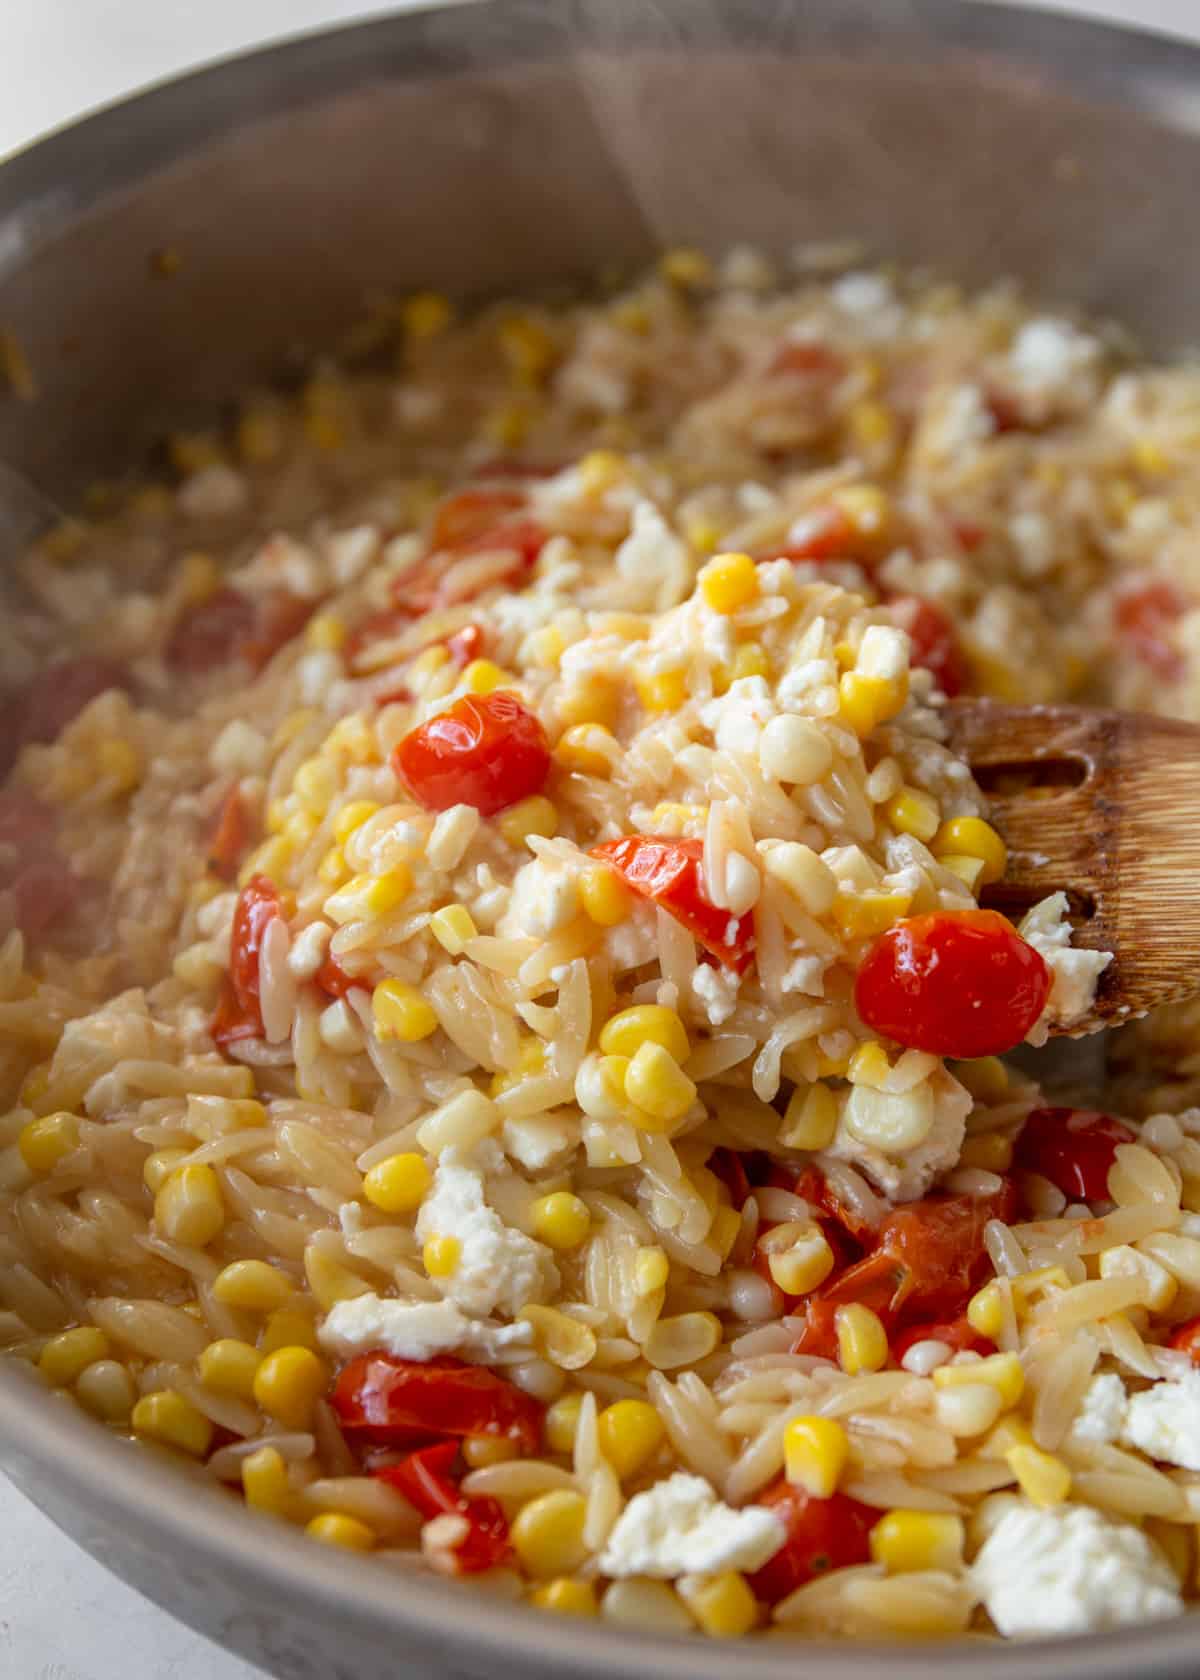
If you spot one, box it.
[981,882,1097,922]
[972,757,1089,796]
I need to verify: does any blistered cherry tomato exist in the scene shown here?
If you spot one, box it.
[855,909,1050,1059]
[891,1316,995,1364]
[430,489,526,550]
[749,1481,874,1603]
[1168,1317,1200,1366]
[1113,580,1186,681]
[314,954,366,1000]
[393,691,550,816]
[768,342,846,381]
[590,835,756,973]
[375,1441,511,1574]
[208,786,252,882]
[886,593,968,697]
[332,1353,543,1454]
[445,624,485,669]
[167,588,312,674]
[211,875,281,1047]
[0,656,131,775]
[1014,1106,1135,1202]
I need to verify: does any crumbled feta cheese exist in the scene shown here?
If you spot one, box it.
[700,608,737,665]
[972,1503,1182,1636]
[692,962,740,1026]
[501,858,580,940]
[178,464,247,519]
[1008,510,1056,579]
[1009,318,1100,392]
[501,1114,578,1171]
[415,1161,558,1317]
[700,676,777,756]
[930,384,995,457]
[597,1473,784,1578]
[1068,1372,1126,1447]
[1122,1371,1200,1470]
[317,1293,534,1364]
[298,649,343,704]
[780,953,829,997]
[825,1067,971,1201]
[614,501,691,611]
[1020,893,1113,1040]
[832,271,894,317]
[325,525,379,586]
[856,624,909,683]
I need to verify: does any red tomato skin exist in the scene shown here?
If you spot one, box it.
[749,1481,875,1603]
[240,591,315,672]
[0,656,131,775]
[765,506,860,568]
[211,875,281,1047]
[331,1353,543,1454]
[208,786,252,882]
[315,955,365,1000]
[1168,1316,1200,1365]
[768,342,846,381]
[1114,580,1186,681]
[393,691,550,817]
[891,1317,995,1364]
[885,593,968,697]
[445,625,484,669]
[167,588,257,672]
[707,1147,752,1210]
[854,909,1051,1059]
[431,489,526,551]
[1014,1107,1135,1202]
[375,1442,511,1573]
[589,835,756,973]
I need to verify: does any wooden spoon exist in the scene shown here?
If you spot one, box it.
[942,699,1200,1035]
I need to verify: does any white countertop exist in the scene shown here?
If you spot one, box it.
[2,1,1199,1676]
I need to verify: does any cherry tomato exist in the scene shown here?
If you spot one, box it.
[166,588,258,672]
[0,657,131,775]
[768,342,846,381]
[345,606,415,669]
[708,1148,753,1210]
[1168,1317,1200,1366]
[0,789,79,940]
[375,1441,511,1574]
[239,591,316,672]
[885,593,968,697]
[314,954,367,1000]
[590,835,756,973]
[792,1164,877,1247]
[1113,580,1186,681]
[891,1316,995,1364]
[748,1481,875,1604]
[211,875,281,1048]
[393,691,550,816]
[854,909,1051,1059]
[431,489,526,550]
[207,786,252,882]
[445,624,485,669]
[1014,1106,1135,1202]
[765,506,861,568]
[331,1353,543,1454]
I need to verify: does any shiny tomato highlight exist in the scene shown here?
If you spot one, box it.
[590,835,756,972]
[1013,1106,1135,1202]
[332,1352,543,1453]
[749,1481,875,1603]
[211,874,281,1047]
[393,691,550,816]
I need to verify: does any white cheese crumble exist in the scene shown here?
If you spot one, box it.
[1009,317,1100,393]
[1020,893,1113,1041]
[824,1066,971,1201]
[1122,1370,1200,1470]
[178,463,247,519]
[500,858,580,940]
[691,962,740,1026]
[414,1161,558,1317]
[596,1473,784,1579]
[501,1114,578,1172]
[699,676,777,756]
[317,1293,533,1364]
[971,1503,1182,1637]
[1068,1372,1126,1447]
[614,500,691,612]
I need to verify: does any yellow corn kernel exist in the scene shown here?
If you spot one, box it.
[530,1191,592,1251]
[634,1246,670,1295]
[18,1111,80,1173]
[292,756,338,813]
[597,1400,665,1479]
[155,1164,225,1247]
[577,449,626,495]
[832,482,892,539]
[839,670,907,735]
[372,978,439,1043]
[679,1571,759,1638]
[305,613,346,653]
[933,1351,1024,1408]
[213,1259,293,1313]
[401,291,453,340]
[131,1390,214,1457]
[635,667,688,713]
[306,1512,375,1551]
[242,1444,290,1514]
[579,865,633,927]
[685,515,723,556]
[711,1204,742,1261]
[660,247,713,289]
[484,400,532,449]
[698,551,759,616]
[332,800,378,845]
[236,408,285,465]
[97,737,142,793]
[429,903,478,954]
[932,816,1007,886]
[332,867,413,920]
[198,1338,263,1401]
[847,400,896,455]
[527,624,568,669]
[239,835,293,887]
[142,1149,189,1193]
[1133,438,1170,476]
[491,1036,548,1098]
[836,1303,889,1375]
[461,1433,521,1470]
[847,1041,892,1088]
[498,314,556,386]
[966,1282,1007,1341]
[423,1235,461,1277]
[780,1082,838,1151]
[557,674,619,730]
[1007,1443,1072,1508]
[178,551,221,605]
[260,1306,319,1355]
[937,854,985,891]
[832,889,912,940]
[783,1415,849,1497]
[39,1327,110,1387]
[363,1151,431,1215]
[981,1416,1034,1461]
[600,1004,690,1065]
[954,1056,1010,1104]
[555,722,619,778]
[544,1392,584,1455]
[530,1578,598,1616]
[325,713,377,763]
[74,1359,136,1423]
[497,795,558,847]
[169,431,222,475]
[623,1041,696,1126]
[253,1346,327,1429]
[764,1223,835,1296]
[460,658,510,696]
[870,1510,964,1574]
[885,787,940,843]
[959,1131,1014,1174]
[512,1490,589,1578]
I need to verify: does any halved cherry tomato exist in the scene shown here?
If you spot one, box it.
[1113,579,1186,681]
[345,606,415,668]
[430,489,526,550]
[332,1353,543,1454]
[1168,1317,1200,1366]
[315,954,365,1000]
[891,1316,995,1364]
[765,506,862,569]
[793,1164,877,1247]
[239,591,316,672]
[708,1147,753,1210]
[445,624,484,669]
[1014,1106,1135,1202]
[590,835,756,973]
[0,656,131,775]
[885,593,968,698]
[393,691,550,816]
[211,875,281,1047]
[208,786,252,882]
[375,1440,511,1574]
[855,909,1051,1059]
[167,588,313,674]
[749,1481,874,1604]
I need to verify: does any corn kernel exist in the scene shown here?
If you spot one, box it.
[237,408,285,465]
[253,1346,327,1428]
[363,1151,431,1214]
[429,903,478,953]
[293,756,338,813]
[305,613,346,653]
[848,400,896,455]
[711,1204,742,1261]
[512,1490,589,1577]
[326,713,377,763]
[213,1259,293,1313]
[461,1433,521,1469]
[75,1359,136,1424]
[885,787,941,843]
[954,1056,1009,1103]
[155,1164,225,1247]
[401,291,453,340]
[634,1246,670,1294]
[557,675,619,730]
[198,1338,262,1401]
[530,1578,598,1616]
[1007,1443,1072,1508]
[306,1512,375,1551]
[836,1303,889,1375]
[966,1281,1007,1341]
[783,1415,849,1497]
[169,431,221,475]
[959,1131,1014,1173]
[1133,437,1170,476]
[839,670,907,735]
[372,978,439,1043]
[131,1390,213,1457]
[833,889,912,939]
[870,1510,964,1573]
[981,1416,1034,1461]
[260,1306,319,1355]
[660,247,713,288]
[624,1041,696,1126]
[332,800,379,844]
[528,625,567,669]
[938,854,985,891]
[497,796,558,847]
[19,1111,79,1173]
[600,1004,690,1065]
[698,551,759,615]
[832,482,892,538]
[847,1041,892,1088]
[490,1036,548,1098]
[678,1571,759,1638]
[423,1235,461,1277]
[933,1351,1024,1408]
[780,1082,838,1151]
[461,658,511,695]
[932,816,1007,885]
[763,842,837,915]
[685,516,723,556]
[555,722,619,778]
[635,668,688,713]
[759,714,833,785]
[328,866,412,921]
[579,865,633,927]
[39,1327,110,1387]
[530,1191,592,1251]
[593,1399,665,1479]
[498,315,556,385]
[577,449,626,495]
[242,1444,290,1514]
[764,1223,835,1296]
[544,1392,584,1455]
[97,737,141,793]
[239,835,293,887]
